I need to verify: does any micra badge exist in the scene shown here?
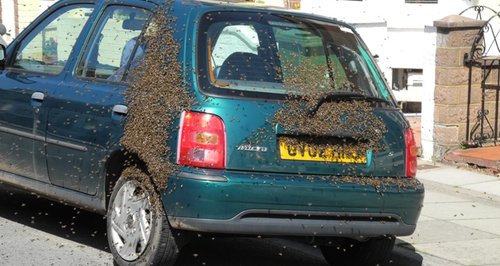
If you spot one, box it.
[237,145,268,152]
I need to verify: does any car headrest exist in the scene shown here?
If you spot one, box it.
[122,19,146,31]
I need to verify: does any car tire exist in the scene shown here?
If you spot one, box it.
[320,236,395,266]
[107,168,179,266]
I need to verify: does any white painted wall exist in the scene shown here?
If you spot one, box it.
[478,0,500,10]
[40,0,56,10]
[422,26,437,161]
[1,0,16,45]
[0,0,57,45]
[258,0,285,7]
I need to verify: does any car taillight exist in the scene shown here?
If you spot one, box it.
[405,128,417,178]
[177,111,226,169]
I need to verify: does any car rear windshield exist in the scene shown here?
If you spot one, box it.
[197,11,391,100]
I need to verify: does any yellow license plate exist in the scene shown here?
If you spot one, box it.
[279,139,366,163]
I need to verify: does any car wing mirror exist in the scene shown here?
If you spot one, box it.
[0,44,5,69]
[0,23,6,36]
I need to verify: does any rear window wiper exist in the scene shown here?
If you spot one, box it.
[307,92,390,117]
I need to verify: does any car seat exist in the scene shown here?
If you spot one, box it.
[218,52,276,82]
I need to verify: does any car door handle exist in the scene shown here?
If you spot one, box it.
[31,92,45,101]
[112,105,128,115]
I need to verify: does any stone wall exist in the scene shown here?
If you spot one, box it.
[433,15,486,159]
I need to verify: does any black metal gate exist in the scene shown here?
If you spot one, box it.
[461,6,500,147]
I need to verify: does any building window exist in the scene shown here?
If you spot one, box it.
[405,0,437,3]
[284,0,301,9]
[392,68,422,113]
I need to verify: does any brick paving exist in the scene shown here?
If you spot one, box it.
[444,145,500,173]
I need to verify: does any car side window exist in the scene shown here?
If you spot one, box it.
[12,5,93,74]
[76,6,150,82]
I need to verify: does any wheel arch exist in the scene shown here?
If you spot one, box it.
[104,148,147,210]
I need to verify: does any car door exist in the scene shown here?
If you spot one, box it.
[44,4,151,194]
[0,4,94,182]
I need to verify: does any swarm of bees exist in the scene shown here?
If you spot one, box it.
[121,2,193,189]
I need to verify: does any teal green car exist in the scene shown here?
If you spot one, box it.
[0,0,424,265]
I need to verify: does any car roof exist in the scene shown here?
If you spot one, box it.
[50,0,355,33]
[190,0,288,9]
[179,0,354,30]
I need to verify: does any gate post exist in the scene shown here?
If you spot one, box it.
[432,15,485,160]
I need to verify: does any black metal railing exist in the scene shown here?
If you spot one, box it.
[461,6,500,147]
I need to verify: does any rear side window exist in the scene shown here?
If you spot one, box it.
[211,25,259,77]
[274,27,347,92]
[12,5,93,74]
[198,12,390,100]
[76,5,151,82]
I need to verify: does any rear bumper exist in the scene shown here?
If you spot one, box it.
[169,209,416,237]
[162,169,424,237]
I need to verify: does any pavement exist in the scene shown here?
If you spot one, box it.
[398,159,500,266]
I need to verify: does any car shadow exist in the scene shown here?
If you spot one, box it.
[176,237,424,266]
[390,241,424,266]
[0,183,109,252]
[0,183,424,266]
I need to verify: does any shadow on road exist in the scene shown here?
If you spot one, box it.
[0,183,109,252]
[391,242,424,266]
[176,237,327,266]
[176,237,424,266]
[0,183,424,266]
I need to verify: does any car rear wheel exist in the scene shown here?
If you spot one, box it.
[320,236,395,266]
[107,168,178,266]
